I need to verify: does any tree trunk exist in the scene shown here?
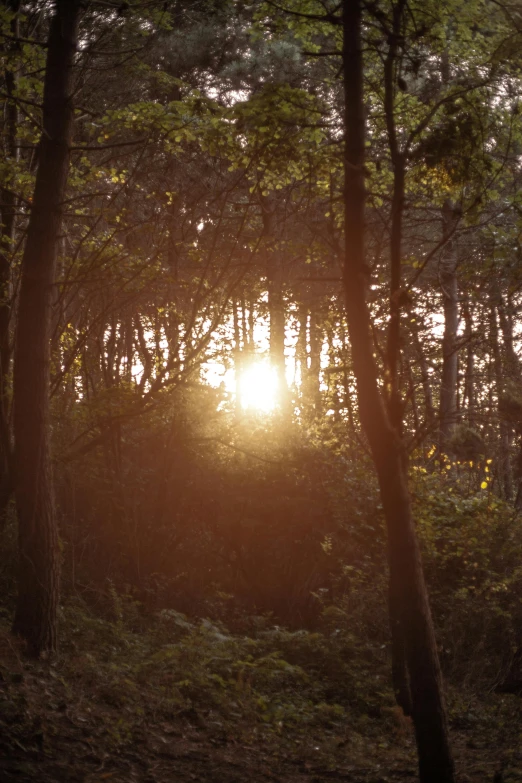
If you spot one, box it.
[495,289,522,504]
[462,296,475,427]
[267,261,287,403]
[383,0,406,435]
[438,201,459,454]
[489,301,513,500]
[382,1,411,715]
[297,300,307,401]
[412,327,435,431]
[307,306,322,414]
[0,0,20,525]
[261,199,288,411]
[342,2,455,781]
[233,299,244,415]
[241,297,250,351]
[12,0,80,656]
[497,291,521,383]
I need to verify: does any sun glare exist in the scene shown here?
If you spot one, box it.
[238,362,279,412]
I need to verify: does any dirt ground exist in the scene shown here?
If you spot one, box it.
[0,625,521,783]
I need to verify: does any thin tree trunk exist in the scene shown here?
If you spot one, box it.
[462,297,475,427]
[308,307,322,415]
[297,301,308,407]
[489,301,513,500]
[413,327,435,431]
[438,201,459,454]
[136,317,153,394]
[123,316,133,383]
[248,298,255,346]
[233,299,243,415]
[261,198,288,411]
[495,289,522,504]
[406,351,420,442]
[241,297,250,351]
[0,0,20,524]
[267,260,287,405]
[342,3,454,780]
[382,0,411,715]
[341,321,356,433]
[383,0,406,436]
[326,325,341,422]
[497,291,521,382]
[12,0,80,656]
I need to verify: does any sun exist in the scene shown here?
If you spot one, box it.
[238,362,279,412]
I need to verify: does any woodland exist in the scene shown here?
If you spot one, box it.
[3,0,522,781]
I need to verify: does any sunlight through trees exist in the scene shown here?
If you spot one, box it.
[1,0,522,780]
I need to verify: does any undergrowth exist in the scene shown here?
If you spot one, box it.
[58,592,393,742]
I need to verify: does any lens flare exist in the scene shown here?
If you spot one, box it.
[238,362,278,412]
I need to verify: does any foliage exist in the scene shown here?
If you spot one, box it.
[413,467,522,685]
[3,0,522,775]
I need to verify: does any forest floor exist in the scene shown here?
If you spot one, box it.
[0,600,521,783]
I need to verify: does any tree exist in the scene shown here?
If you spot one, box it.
[0,0,20,524]
[341,0,455,780]
[12,0,80,656]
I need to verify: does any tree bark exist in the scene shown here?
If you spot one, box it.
[462,296,475,427]
[297,300,308,405]
[412,326,435,431]
[308,306,322,414]
[489,301,513,500]
[233,299,244,415]
[342,2,455,781]
[261,199,289,411]
[12,0,80,656]
[0,0,20,525]
[495,289,522,504]
[497,291,521,382]
[438,201,459,454]
[382,0,411,715]
[383,0,406,436]
[267,261,286,401]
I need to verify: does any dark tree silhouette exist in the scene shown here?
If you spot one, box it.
[341,0,455,780]
[12,0,80,656]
